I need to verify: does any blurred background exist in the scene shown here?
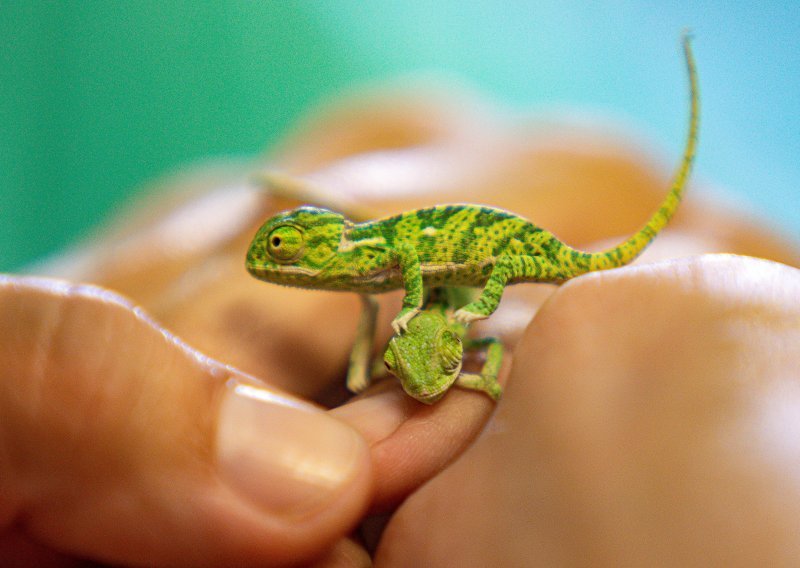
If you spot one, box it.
[1,1,797,272]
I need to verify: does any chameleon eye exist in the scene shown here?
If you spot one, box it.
[383,348,397,373]
[266,226,304,262]
[438,330,463,372]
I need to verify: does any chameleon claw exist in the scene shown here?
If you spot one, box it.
[346,372,369,394]
[453,308,487,325]
[392,308,420,334]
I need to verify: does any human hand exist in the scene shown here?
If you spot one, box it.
[377,255,800,566]
[0,276,375,567]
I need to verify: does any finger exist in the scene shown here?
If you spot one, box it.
[332,356,510,511]
[0,276,371,567]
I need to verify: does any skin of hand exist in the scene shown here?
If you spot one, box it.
[376,254,800,566]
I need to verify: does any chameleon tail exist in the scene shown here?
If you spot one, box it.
[562,32,699,275]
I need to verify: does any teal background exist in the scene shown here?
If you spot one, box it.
[1,1,798,271]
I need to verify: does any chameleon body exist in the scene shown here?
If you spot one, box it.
[382,289,503,404]
[246,35,698,334]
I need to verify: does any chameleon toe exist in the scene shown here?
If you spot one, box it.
[453,309,486,325]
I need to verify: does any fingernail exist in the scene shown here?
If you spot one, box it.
[217,381,365,518]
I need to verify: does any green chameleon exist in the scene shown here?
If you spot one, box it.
[251,162,505,401]
[381,288,503,404]
[247,34,698,337]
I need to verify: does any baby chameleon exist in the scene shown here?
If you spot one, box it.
[381,288,503,404]
[246,34,698,334]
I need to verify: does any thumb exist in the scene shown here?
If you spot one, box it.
[0,276,371,567]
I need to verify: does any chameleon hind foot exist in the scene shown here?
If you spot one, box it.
[453,307,488,325]
[456,373,503,401]
[456,335,504,401]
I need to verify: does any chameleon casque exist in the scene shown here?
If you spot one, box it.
[247,34,698,351]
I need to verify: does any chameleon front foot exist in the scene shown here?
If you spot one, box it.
[392,307,420,333]
[453,307,488,325]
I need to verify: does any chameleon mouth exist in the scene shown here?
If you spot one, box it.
[245,263,320,280]
[409,369,460,404]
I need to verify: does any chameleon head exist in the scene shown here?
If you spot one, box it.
[383,312,463,405]
[246,206,345,287]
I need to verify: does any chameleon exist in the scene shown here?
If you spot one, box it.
[246,34,698,336]
[253,174,505,401]
[381,288,503,404]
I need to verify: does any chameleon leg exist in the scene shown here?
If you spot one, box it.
[454,254,561,324]
[347,294,379,393]
[391,242,424,333]
[456,337,504,401]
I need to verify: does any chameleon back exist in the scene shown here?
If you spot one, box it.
[347,204,563,286]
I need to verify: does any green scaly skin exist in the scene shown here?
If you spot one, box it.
[382,289,503,404]
[246,35,698,334]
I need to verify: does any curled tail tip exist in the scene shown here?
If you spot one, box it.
[681,30,697,64]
